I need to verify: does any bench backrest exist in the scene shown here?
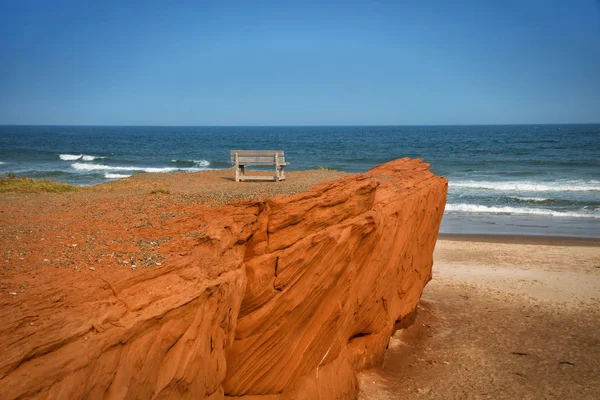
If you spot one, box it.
[230,150,286,164]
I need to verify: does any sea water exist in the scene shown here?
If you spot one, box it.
[0,125,598,237]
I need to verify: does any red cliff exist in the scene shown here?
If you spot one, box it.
[0,158,447,399]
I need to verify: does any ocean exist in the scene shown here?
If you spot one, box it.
[1,125,598,238]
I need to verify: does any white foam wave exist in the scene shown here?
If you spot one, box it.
[72,163,178,173]
[509,196,551,203]
[0,161,5,164]
[450,180,600,192]
[60,154,83,161]
[171,159,211,167]
[105,173,131,179]
[445,203,599,219]
[60,154,104,161]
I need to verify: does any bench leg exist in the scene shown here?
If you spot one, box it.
[234,153,240,182]
[275,153,281,182]
[240,165,245,182]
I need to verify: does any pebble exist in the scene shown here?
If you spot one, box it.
[89,267,95,271]
[43,259,50,262]
[9,292,17,295]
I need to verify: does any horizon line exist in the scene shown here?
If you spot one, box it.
[1,122,599,128]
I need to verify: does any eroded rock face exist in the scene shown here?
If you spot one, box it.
[0,159,447,399]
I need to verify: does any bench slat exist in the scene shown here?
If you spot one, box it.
[236,157,286,163]
[238,163,289,167]
[230,150,284,156]
[239,175,286,181]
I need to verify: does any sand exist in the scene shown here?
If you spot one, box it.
[359,236,600,399]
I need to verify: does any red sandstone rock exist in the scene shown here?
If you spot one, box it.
[0,158,447,399]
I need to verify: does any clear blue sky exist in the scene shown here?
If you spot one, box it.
[0,0,599,125]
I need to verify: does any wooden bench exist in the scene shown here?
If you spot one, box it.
[230,150,289,182]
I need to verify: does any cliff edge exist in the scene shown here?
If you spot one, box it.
[0,158,447,399]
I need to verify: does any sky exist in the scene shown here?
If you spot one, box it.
[0,0,599,126]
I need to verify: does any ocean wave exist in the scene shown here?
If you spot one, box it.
[450,180,600,192]
[59,154,82,161]
[60,154,105,161]
[500,196,600,208]
[0,161,5,164]
[508,196,552,203]
[82,155,100,161]
[445,203,599,219]
[105,173,131,179]
[171,159,211,167]
[72,163,178,173]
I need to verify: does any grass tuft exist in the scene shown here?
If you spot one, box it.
[150,189,171,195]
[0,173,76,193]
[316,166,336,171]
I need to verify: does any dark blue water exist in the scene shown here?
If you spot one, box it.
[1,125,599,237]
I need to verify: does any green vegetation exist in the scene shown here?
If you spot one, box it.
[150,188,171,195]
[0,173,76,193]
[316,166,336,171]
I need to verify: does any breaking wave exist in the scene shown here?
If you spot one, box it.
[508,196,552,203]
[60,154,105,161]
[104,173,131,179]
[445,203,599,218]
[450,180,600,192]
[170,159,210,167]
[72,163,178,173]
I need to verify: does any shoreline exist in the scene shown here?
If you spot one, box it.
[437,233,600,247]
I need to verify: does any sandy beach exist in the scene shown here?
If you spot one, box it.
[359,236,600,399]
